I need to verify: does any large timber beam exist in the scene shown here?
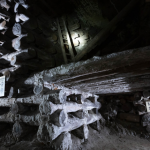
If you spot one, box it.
[24,46,150,94]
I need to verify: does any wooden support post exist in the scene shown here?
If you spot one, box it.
[0,112,15,123]
[39,99,100,115]
[12,33,34,51]
[12,23,27,36]
[10,103,29,114]
[12,122,32,139]
[19,114,40,126]
[0,98,15,107]
[0,20,7,30]
[44,90,67,104]
[0,0,10,10]
[10,49,36,66]
[49,109,68,127]
[71,124,89,140]
[70,110,84,119]
[0,8,11,21]
[89,120,101,132]
[52,132,72,150]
